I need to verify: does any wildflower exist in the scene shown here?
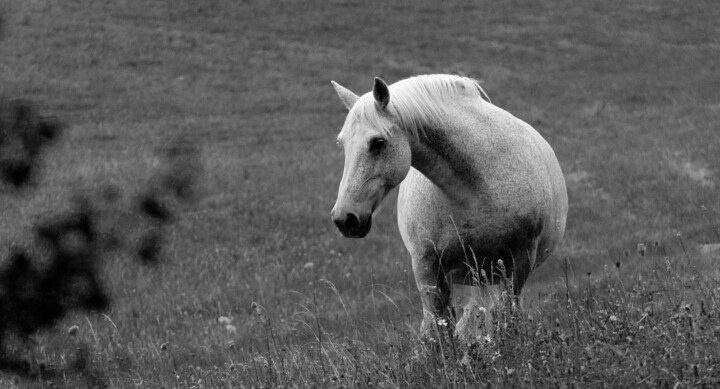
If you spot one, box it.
[609,315,619,322]
[217,316,232,325]
[303,262,315,269]
[410,349,422,363]
[253,355,268,367]
[636,243,646,257]
[436,319,447,327]
[225,324,237,335]
[67,325,79,337]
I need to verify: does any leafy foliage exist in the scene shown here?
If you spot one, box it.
[0,99,200,380]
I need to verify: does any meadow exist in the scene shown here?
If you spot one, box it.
[0,0,719,387]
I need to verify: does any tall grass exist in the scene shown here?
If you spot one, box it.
[10,245,700,388]
[208,247,719,388]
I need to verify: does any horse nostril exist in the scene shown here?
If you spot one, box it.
[343,213,360,230]
[333,213,360,233]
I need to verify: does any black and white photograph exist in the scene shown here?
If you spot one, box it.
[0,1,718,387]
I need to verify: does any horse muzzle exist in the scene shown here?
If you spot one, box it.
[332,212,372,238]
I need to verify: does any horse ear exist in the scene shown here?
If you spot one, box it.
[331,81,359,110]
[373,77,390,109]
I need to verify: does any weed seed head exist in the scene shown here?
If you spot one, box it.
[67,325,79,337]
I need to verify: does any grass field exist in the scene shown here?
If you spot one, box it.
[1,0,719,387]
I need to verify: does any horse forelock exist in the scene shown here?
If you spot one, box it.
[343,74,489,139]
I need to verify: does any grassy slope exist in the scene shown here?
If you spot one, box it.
[0,0,719,387]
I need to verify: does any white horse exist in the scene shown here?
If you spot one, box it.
[330,74,568,339]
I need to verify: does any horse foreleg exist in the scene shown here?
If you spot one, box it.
[413,255,452,336]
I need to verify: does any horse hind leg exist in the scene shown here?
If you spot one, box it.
[509,240,539,296]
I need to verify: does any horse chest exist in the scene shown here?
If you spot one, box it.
[399,171,543,257]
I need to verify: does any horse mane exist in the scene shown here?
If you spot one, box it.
[346,74,491,138]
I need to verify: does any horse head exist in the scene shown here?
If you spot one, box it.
[330,78,412,238]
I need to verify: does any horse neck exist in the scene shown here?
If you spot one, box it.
[408,122,485,203]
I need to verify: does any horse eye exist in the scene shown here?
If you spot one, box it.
[368,138,386,153]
